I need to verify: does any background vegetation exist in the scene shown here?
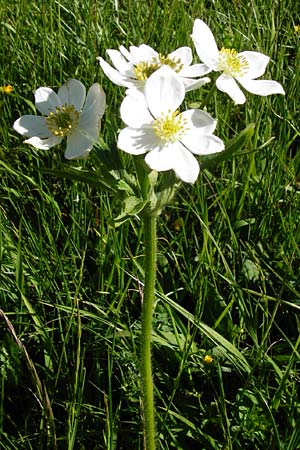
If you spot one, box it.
[0,0,299,449]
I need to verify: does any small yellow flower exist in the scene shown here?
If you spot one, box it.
[0,85,13,94]
[203,355,213,364]
[294,25,300,34]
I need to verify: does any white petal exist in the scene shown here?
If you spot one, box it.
[58,79,86,111]
[74,127,100,151]
[13,115,51,138]
[172,145,200,183]
[87,83,106,116]
[182,76,210,92]
[118,127,160,155]
[145,144,200,183]
[75,125,99,146]
[145,66,185,117]
[35,87,61,115]
[65,131,93,159]
[127,46,139,64]
[125,85,145,95]
[191,19,219,67]
[180,109,217,134]
[129,44,158,64]
[237,79,285,96]
[145,145,176,171]
[182,133,224,155]
[23,135,62,149]
[216,74,246,104]
[98,57,134,88]
[238,51,269,80]
[179,63,212,78]
[168,47,192,67]
[120,91,153,127]
[106,49,132,75]
[79,83,106,140]
[119,45,131,60]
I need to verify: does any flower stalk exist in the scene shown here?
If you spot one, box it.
[141,212,157,450]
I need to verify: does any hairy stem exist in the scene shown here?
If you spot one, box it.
[140,213,157,450]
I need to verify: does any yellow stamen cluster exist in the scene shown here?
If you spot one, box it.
[158,54,184,73]
[218,48,249,77]
[134,54,183,81]
[153,110,187,142]
[134,61,160,80]
[46,104,79,137]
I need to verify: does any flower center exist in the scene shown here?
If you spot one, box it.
[153,110,188,143]
[217,48,249,77]
[46,105,79,137]
[134,55,183,81]
[158,54,184,73]
[134,61,161,80]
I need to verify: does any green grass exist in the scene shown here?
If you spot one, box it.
[1,0,300,449]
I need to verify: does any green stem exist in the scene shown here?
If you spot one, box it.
[141,213,157,450]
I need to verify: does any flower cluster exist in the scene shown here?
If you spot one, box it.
[13,18,284,183]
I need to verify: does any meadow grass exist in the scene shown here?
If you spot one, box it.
[0,0,300,449]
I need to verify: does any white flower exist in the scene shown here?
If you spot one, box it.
[117,67,224,184]
[191,19,285,104]
[98,44,211,92]
[13,79,106,159]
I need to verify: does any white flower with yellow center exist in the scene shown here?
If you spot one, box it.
[13,79,106,159]
[98,44,211,93]
[191,19,285,104]
[117,67,224,184]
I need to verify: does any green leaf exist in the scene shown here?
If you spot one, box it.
[38,166,118,192]
[114,196,149,226]
[116,178,136,195]
[160,293,251,374]
[242,258,260,282]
